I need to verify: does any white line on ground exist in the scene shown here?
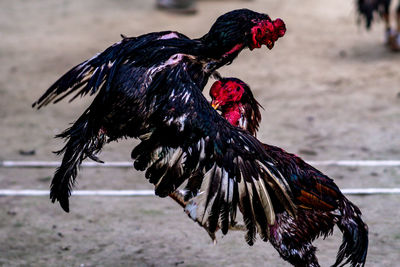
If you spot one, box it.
[2,160,400,168]
[0,190,155,196]
[0,161,133,168]
[0,188,399,196]
[307,160,400,167]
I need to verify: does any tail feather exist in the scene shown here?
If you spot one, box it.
[333,199,368,267]
[50,111,103,212]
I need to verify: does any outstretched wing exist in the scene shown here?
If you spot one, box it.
[32,31,189,109]
[131,61,296,244]
[263,144,342,211]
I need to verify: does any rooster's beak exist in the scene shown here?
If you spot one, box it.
[266,40,274,50]
[211,100,221,110]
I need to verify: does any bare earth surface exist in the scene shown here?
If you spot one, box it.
[1,0,400,266]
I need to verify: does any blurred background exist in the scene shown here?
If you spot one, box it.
[0,0,399,266]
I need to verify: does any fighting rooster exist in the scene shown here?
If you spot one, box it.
[208,77,368,267]
[33,9,295,243]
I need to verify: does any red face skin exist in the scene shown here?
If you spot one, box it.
[210,80,245,108]
[249,18,286,50]
[210,80,245,126]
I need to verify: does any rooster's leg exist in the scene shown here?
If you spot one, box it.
[169,191,187,208]
[228,223,246,231]
[168,190,246,244]
[168,191,216,242]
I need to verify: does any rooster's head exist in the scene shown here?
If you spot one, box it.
[210,78,246,109]
[249,17,286,50]
[201,9,286,61]
[210,77,262,135]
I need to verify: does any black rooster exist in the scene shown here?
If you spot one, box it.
[209,77,368,267]
[33,9,296,243]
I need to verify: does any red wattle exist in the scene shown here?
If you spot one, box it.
[224,105,241,127]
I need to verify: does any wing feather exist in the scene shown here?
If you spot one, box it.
[32,31,190,109]
[239,178,257,245]
[131,62,296,243]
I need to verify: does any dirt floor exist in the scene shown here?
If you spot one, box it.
[1,0,400,266]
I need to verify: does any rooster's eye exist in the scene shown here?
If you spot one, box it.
[236,87,240,91]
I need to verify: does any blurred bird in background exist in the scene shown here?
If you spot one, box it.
[155,0,253,14]
[156,0,197,14]
[356,0,400,50]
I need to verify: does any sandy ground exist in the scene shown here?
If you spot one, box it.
[1,0,400,266]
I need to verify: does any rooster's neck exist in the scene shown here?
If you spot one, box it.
[222,102,261,136]
[196,35,247,71]
[222,104,246,130]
